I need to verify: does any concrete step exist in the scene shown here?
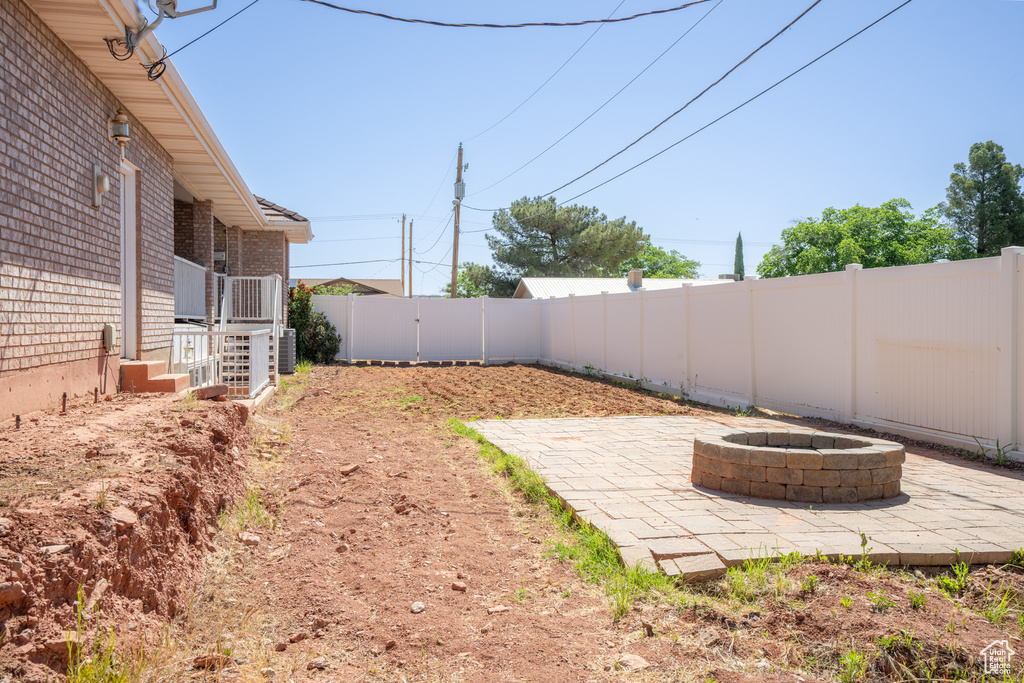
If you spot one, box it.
[119,360,165,387]
[145,373,191,393]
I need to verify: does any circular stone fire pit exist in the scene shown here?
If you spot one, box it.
[691,429,905,503]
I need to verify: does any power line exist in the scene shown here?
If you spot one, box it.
[468,0,724,196]
[414,210,456,254]
[464,0,626,143]
[554,0,915,206]
[543,0,823,197]
[300,0,714,29]
[463,0,914,218]
[146,0,262,79]
[416,151,458,220]
[292,257,456,269]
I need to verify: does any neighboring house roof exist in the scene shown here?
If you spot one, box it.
[24,0,312,244]
[513,277,725,299]
[291,278,404,297]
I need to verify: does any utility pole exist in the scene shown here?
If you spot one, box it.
[451,143,465,298]
[400,214,406,295]
[408,219,413,298]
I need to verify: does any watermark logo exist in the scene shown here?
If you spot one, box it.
[981,639,1015,675]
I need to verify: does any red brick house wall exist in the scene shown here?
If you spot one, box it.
[0,0,175,417]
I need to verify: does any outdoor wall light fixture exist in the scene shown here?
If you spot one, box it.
[108,110,131,151]
[92,162,110,207]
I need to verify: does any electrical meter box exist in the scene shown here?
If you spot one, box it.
[102,323,115,351]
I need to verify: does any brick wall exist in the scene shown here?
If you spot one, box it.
[0,0,175,411]
[241,230,288,324]
[174,200,194,261]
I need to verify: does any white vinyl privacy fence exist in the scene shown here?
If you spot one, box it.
[313,247,1024,455]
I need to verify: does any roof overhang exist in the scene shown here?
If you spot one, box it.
[24,0,312,244]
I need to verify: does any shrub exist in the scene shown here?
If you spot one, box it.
[288,284,341,364]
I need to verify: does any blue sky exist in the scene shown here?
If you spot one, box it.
[153,0,1024,294]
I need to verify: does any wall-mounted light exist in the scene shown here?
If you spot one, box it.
[92,162,110,207]
[108,110,131,150]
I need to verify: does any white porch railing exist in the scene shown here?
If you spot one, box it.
[171,328,272,399]
[174,256,206,319]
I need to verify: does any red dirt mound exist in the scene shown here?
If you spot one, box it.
[0,395,251,681]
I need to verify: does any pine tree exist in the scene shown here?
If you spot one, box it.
[734,232,745,278]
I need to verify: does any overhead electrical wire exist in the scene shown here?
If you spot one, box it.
[468,0,724,196]
[299,0,714,29]
[464,0,627,143]
[145,0,262,79]
[292,258,455,269]
[463,0,915,218]
[542,0,823,197]
[414,210,456,255]
[416,151,459,220]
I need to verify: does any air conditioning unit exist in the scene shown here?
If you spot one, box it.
[278,328,296,375]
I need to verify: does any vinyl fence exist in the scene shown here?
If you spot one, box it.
[313,247,1024,456]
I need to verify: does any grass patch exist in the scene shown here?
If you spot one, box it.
[219,485,274,532]
[67,585,142,683]
[449,418,677,619]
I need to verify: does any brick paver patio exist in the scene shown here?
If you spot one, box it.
[473,416,1024,580]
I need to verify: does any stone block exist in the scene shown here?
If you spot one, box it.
[748,447,787,468]
[882,448,906,466]
[694,438,722,459]
[766,430,790,447]
[658,558,681,576]
[810,433,835,449]
[871,466,902,485]
[855,449,887,469]
[787,449,823,470]
[726,432,748,445]
[857,484,884,501]
[646,537,712,559]
[732,463,767,483]
[835,436,869,449]
[718,445,750,465]
[882,481,901,498]
[690,469,703,486]
[676,553,727,582]
[766,467,802,485]
[742,430,768,447]
[788,432,813,448]
[840,469,873,488]
[822,486,859,504]
[719,478,750,496]
[692,454,714,473]
[803,469,841,487]
[786,485,823,503]
[820,449,854,470]
[618,545,657,571]
[699,473,722,490]
[749,481,786,499]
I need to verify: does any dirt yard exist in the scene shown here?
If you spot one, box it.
[2,363,1023,682]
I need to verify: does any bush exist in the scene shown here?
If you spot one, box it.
[288,284,341,364]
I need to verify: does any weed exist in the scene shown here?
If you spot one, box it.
[725,550,804,604]
[175,391,199,412]
[868,590,895,613]
[974,437,1013,466]
[512,586,528,603]
[936,562,970,597]
[801,574,819,594]
[982,585,1015,626]
[66,585,140,683]
[93,481,113,511]
[840,595,852,610]
[837,644,870,682]
[909,590,928,610]
[1009,548,1024,568]
[220,485,274,532]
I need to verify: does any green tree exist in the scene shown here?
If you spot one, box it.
[757,199,969,278]
[287,283,341,363]
[941,141,1024,256]
[734,232,745,278]
[443,262,518,298]
[487,196,647,277]
[615,244,700,279]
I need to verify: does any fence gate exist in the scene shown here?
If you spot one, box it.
[349,297,419,361]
